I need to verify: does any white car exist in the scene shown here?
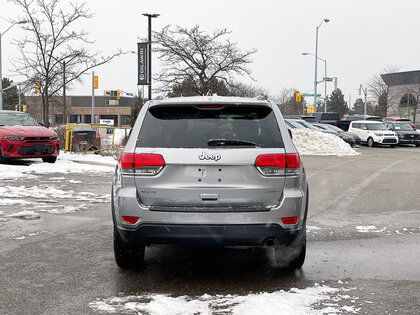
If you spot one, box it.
[348,120,398,147]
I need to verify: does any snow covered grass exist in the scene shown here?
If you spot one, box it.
[89,284,358,315]
[0,152,115,180]
[291,129,359,156]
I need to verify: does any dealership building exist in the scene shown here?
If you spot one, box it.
[26,91,135,126]
[381,70,420,123]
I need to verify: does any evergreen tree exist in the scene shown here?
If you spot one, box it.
[130,95,144,127]
[2,78,22,110]
[326,88,349,117]
[350,98,375,115]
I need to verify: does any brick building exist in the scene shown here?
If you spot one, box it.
[26,93,134,126]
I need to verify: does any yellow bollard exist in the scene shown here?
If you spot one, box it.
[69,124,74,152]
[65,123,70,152]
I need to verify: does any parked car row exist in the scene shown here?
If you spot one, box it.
[285,118,361,147]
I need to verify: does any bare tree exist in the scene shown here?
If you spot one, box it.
[274,88,304,115]
[368,65,400,116]
[229,82,269,99]
[153,25,257,95]
[9,0,124,126]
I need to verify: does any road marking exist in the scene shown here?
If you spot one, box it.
[309,160,400,218]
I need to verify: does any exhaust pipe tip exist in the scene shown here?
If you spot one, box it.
[265,238,275,247]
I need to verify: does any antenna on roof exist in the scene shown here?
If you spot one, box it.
[206,90,213,96]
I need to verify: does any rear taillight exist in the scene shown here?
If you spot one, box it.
[119,153,165,175]
[334,122,338,126]
[281,216,298,224]
[255,154,301,176]
[96,131,100,137]
[122,216,138,224]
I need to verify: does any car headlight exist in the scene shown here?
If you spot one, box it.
[374,132,383,136]
[4,136,25,141]
[49,136,59,140]
[398,134,404,139]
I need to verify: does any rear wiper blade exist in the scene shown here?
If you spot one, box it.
[207,139,258,147]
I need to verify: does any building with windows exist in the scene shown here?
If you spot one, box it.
[25,92,135,126]
[381,70,420,123]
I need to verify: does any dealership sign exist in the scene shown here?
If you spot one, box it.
[137,42,150,85]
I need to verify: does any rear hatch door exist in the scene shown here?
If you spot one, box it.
[134,104,286,209]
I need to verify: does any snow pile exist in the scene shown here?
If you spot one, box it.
[291,129,359,156]
[89,284,358,315]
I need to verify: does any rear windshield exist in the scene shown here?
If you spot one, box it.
[136,105,284,148]
[73,126,95,132]
[321,113,340,120]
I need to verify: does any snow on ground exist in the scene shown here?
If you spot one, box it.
[291,129,359,156]
[89,284,359,315]
[355,225,386,233]
[7,210,40,220]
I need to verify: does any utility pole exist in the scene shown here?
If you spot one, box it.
[313,18,330,113]
[18,83,21,111]
[360,84,368,115]
[91,71,95,123]
[142,13,159,100]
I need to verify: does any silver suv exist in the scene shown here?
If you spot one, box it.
[112,96,308,269]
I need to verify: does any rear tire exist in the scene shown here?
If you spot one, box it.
[367,137,375,147]
[113,227,145,269]
[415,144,420,147]
[275,228,306,269]
[42,156,57,163]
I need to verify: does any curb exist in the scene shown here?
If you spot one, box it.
[69,160,117,167]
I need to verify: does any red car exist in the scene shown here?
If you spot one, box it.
[383,117,416,130]
[0,110,60,163]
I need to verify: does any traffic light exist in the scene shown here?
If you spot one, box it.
[15,105,18,111]
[117,90,120,100]
[295,92,301,102]
[35,78,41,94]
[357,87,361,95]
[23,105,27,112]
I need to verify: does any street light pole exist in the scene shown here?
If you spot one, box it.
[313,18,329,113]
[142,13,159,101]
[0,21,27,110]
[302,52,328,111]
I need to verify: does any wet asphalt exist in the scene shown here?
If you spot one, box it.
[0,146,419,314]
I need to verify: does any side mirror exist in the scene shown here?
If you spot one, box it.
[38,121,46,127]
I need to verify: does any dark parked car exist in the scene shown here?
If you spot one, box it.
[55,124,101,152]
[384,122,420,146]
[313,123,361,147]
[283,115,317,123]
[0,110,59,163]
[335,115,383,131]
[383,117,416,130]
[312,112,340,125]
[285,119,336,134]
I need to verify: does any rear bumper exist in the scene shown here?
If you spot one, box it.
[116,223,303,247]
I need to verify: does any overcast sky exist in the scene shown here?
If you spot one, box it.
[2,0,420,106]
